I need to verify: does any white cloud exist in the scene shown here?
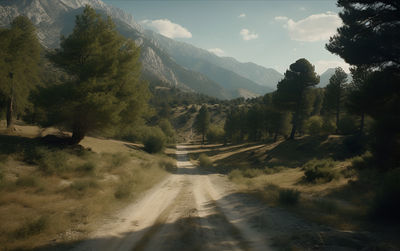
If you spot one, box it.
[300,7,306,11]
[238,13,246,18]
[315,60,350,74]
[240,29,258,41]
[274,16,288,21]
[208,48,225,57]
[283,12,342,42]
[140,19,192,39]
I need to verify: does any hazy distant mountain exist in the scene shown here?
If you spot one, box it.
[319,68,352,87]
[145,30,283,90]
[0,0,278,99]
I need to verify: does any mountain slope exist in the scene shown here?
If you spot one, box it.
[0,0,276,99]
[145,30,283,89]
[319,68,352,87]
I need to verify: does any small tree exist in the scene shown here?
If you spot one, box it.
[48,6,149,144]
[194,105,210,144]
[322,67,348,133]
[0,16,41,128]
[273,58,319,139]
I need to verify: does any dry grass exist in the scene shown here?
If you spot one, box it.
[0,122,173,250]
[200,136,372,231]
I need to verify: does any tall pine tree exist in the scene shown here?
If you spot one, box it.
[49,6,149,144]
[0,16,41,128]
[322,67,348,133]
[273,58,319,139]
[194,105,210,144]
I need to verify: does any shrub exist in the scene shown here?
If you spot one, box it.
[199,154,212,168]
[114,178,133,199]
[158,158,177,172]
[110,153,130,168]
[189,105,197,113]
[143,127,166,153]
[206,125,225,143]
[76,161,96,174]
[264,166,286,175]
[14,216,48,239]
[228,169,242,180]
[242,168,263,178]
[302,158,338,183]
[350,151,373,169]
[304,116,324,135]
[370,168,400,222]
[159,119,176,144]
[278,189,300,206]
[70,179,98,192]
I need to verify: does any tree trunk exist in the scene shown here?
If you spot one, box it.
[202,132,205,145]
[70,126,86,145]
[359,112,365,134]
[6,96,14,128]
[335,87,341,134]
[289,123,296,140]
[273,132,278,142]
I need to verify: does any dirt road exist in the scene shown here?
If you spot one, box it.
[71,145,284,251]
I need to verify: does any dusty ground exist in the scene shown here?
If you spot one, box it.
[65,144,373,251]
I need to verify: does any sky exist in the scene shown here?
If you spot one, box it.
[102,0,349,74]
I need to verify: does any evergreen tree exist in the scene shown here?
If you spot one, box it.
[322,67,348,133]
[194,105,210,144]
[273,58,319,139]
[326,0,400,69]
[346,66,372,133]
[0,16,41,128]
[326,0,400,168]
[48,6,149,144]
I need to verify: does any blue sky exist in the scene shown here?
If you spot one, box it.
[103,0,349,74]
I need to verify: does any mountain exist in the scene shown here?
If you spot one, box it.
[145,30,283,90]
[318,68,352,87]
[0,0,278,99]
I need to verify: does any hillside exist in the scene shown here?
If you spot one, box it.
[0,0,278,99]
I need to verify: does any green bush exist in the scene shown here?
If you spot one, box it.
[278,189,300,206]
[199,154,212,168]
[143,127,166,153]
[350,151,373,169]
[242,168,263,178]
[110,153,130,168]
[76,161,96,174]
[304,116,324,135]
[159,119,176,144]
[206,125,225,143]
[228,169,243,180]
[302,158,338,183]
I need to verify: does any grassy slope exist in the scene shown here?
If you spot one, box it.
[189,136,400,248]
[0,122,175,250]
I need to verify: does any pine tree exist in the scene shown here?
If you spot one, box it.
[49,6,149,144]
[194,105,210,144]
[0,16,41,128]
[273,58,319,139]
[326,0,400,168]
[346,66,372,133]
[322,67,348,133]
